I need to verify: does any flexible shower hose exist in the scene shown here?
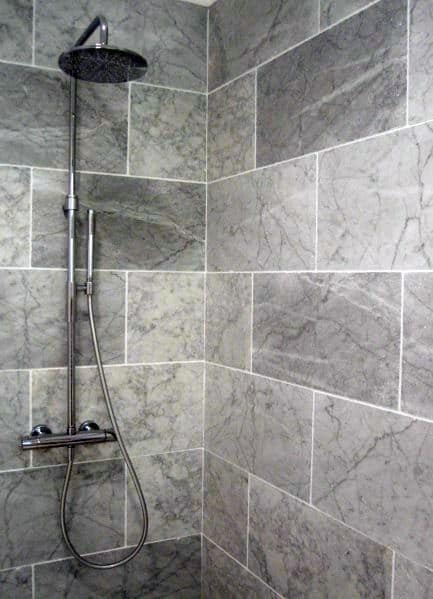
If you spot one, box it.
[60,294,149,569]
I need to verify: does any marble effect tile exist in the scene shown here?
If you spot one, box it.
[35,0,207,92]
[257,0,407,166]
[319,123,433,270]
[0,371,29,471]
[208,0,318,90]
[320,0,373,28]
[208,73,255,180]
[205,365,312,498]
[0,165,30,268]
[128,450,202,543]
[203,451,248,563]
[208,157,316,271]
[0,0,32,63]
[249,476,392,598]
[0,460,124,569]
[0,566,32,599]
[409,0,433,123]
[34,536,201,599]
[253,273,401,407]
[31,169,205,271]
[205,274,251,370]
[129,86,206,181]
[313,394,433,569]
[127,272,204,363]
[394,555,433,599]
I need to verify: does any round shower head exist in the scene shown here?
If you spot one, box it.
[58,44,147,83]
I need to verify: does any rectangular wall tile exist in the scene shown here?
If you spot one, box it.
[127,450,202,544]
[208,73,255,181]
[202,537,279,599]
[253,273,401,407]
[207,157,316,271]
[320,0,373,28]
[409,0,433,123]
[257,0,407,166]
[127,272,203,363]
[209,0,318,90]
[313,394,433,569]
[32,169,205,271]
[35,536,201,599]
[203,451,248,564]
[249,476,392,598]
[0,371,29,471]
[394,554,433,599]
[205,365,312,499]
[35,0,207,92]
[0,0,32,63]
[205,274,251,370]
[0,460,124,569]
[0,566,32,599]
[319,123,433,270]
[0,63,128,172]
[0,166,30,267]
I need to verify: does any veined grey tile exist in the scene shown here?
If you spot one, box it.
[0,566,32,599]
[394,554,433,599]
[319,124,433,270]
[409,0,433,123]
[208,0,318,90]
[0,269,125,369]
[253,273,401,407]
[249,476,392,598]
[402,274,433,419]
[129,86,206,181]
[257,0,407,166]
[320,0,374,28]
[203,451,248,563]
[208,157,316,271]
[0,0,32,63]
[128,450,202,543]
[202,537,279,599]
[0,460,124,569]
[313,394,433,568]
[32,169,205,271]
[0,163,30,268]
[35,536,201,599]
[208,73,255,181]
[35,0,207,92]
[0,371,29,471]
[205,274,251,369]
[0,63,127,172]
[127,272,204,363]
[205,365,312,498]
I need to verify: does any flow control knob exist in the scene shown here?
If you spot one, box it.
[31,424,52,436]
[78,420,100,432]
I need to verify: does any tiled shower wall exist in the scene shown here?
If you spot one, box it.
[0,0,206,597]
[203,0,433,597]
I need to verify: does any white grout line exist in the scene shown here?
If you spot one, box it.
[250,274,254,372]
[124,462,128,546]
[309,393,315,504]
[124,271,129,364]
[406,0,411,126]
[391,550,396,599]
[398,274,405,411]
[246,473,251,567]
[131,80,206,96]
[126,83,132,175]
[28,370,33,468]
[314,153,319,271]
[28,168,33,268]
[206,268,433,274]
[31,0,36,66]
[0,360,204,375]
[253,69,258,169]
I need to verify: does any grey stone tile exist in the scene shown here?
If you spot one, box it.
[127,450,202,543]
[0,0,32,63]
[394,555,433,599]
[31,169,205,271]
[319,123,433,270]
[257,0,407,166]
[0,269,125,370]
[409,0,433,123]
[253,273,401,407]
[0,63,128,172]
[35,0,207,92]
[205,274,251,370]
[209,0,318,90]
[402,274,433,419]
[202,537,279,599]
[0,371,29,471]
[203,451,248,563]
[0,566,32,599]
[249,476,392,598]
[0,165,30,268]
[320,0,374,28]
[129,86,206,181]
[313,394,433,569]
[208,74,255,181]
[208,157,316,271]
[0,460,124,569]
[34,536,201,599]
[127,272,204,363]
[205,365,312,498]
